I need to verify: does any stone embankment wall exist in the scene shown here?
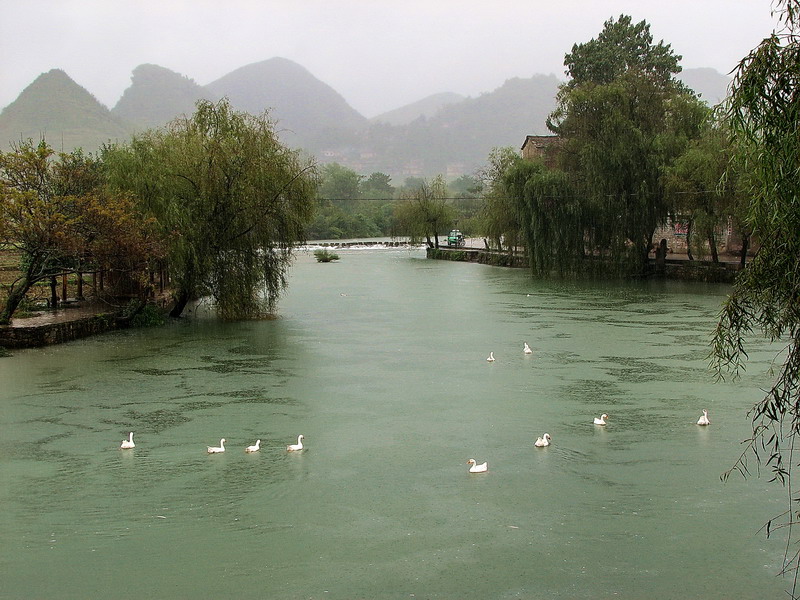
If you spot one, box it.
[427,248,528,268]
[0,313,121,349]
[428,247,739,283]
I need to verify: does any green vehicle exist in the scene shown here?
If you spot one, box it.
[447,229,465,247]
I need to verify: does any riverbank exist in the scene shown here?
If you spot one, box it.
[428,244,741,283]
[0,301,127,349]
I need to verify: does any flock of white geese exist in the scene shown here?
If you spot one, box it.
[468,343,712,474]
[119,342,711,474]
[119,433,305,453]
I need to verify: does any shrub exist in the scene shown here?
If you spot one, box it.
[314,249,340,263]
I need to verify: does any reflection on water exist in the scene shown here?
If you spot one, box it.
[0,248,789,598]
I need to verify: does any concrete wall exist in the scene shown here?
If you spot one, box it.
[428,247,738,283]
[0,313,120,349]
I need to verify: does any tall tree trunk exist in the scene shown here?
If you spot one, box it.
[739,233,750,268]
[0,278,32,324]
[76,268,84,300]
[49,276,58,308]
[708,231,719,263]
[169,289,191,318]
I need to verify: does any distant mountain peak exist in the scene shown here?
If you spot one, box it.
[678,67,732,105]
[205,56,367,146]
[112,63,214,130]
[371,92,466,126]
[0,68,130,152]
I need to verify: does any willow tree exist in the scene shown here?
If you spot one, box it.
[394,175,454,248]
[503,160,582,277]
[711,2,800,589]
[548,15,706,275]
[103,99,318,319]
[478,147,523,252]
[663,117,742,263]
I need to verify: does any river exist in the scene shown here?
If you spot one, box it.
[0,246,789,598]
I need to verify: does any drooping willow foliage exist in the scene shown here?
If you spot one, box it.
[711,1,800,592]
[104,99,318,320]
[504,161,583,277]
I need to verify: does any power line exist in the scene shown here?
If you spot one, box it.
[321,188,745,203]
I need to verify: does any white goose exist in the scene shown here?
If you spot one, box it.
[467,458,488,473]
[120,432,135,449]
[697,409,710,426]
[207,438,226,454]
[534,433,551,447]
[524,342,533,354]
[245,439,261,453]
[593,413,608,426]
[487,352,496,362]
[287,434,304,452]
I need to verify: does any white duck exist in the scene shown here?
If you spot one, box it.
[487,352,496,362]
[207,438,226,453]
[534,433,551,447]
[697,409,710,426]
[593,413,609,426]
[120,432,135,449]
[287,434,304,452]
[524,342,533,354]
[467,458,488,473]
[245,439,261,453]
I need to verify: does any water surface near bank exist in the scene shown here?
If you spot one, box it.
[0,247,788,598]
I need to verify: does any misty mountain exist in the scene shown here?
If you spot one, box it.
[0,69,130,153]
[371,92,466,127]
[0,62,733,180]
[678,67,731,105]
[333,75,561,178]
[205,57,368,149]
[112,64,216,131]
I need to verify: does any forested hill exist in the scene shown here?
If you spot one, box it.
[0,69,130,152]
[371,92,466,126]
[204,58,369,150]
[112,64,217,131]
[0,60,731,179]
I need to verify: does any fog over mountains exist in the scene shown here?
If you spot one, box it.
[0,57,731,181]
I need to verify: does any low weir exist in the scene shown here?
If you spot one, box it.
[306,240,422,248]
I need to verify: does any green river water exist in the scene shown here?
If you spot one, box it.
[0,247,790,598]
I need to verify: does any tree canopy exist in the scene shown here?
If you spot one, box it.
[103,98,318,320]
[0,140,162,324]
[394,175,454,248]
[564,15,682,88]
[541,15,706,275]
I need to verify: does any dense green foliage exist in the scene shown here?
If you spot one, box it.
[307,163,396,240]
[710,3,800,589]
[478,147,523,251]
[393,175,455,248]
[307,164,482,241]
[504,161,582,276]
[485,15,708,277]
[0,140,162,323]
[663,119,743,263]
[103,98,317,320]
[313,249,340,263]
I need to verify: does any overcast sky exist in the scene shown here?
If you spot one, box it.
[0,0,781,118]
